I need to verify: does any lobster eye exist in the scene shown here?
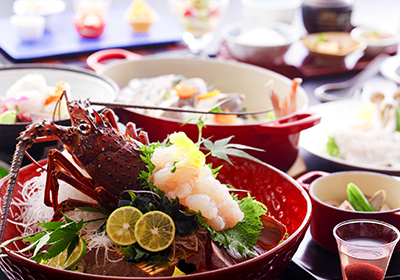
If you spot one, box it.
[78,124,90,133]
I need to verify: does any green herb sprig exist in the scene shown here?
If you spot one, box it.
[0,215,101,263]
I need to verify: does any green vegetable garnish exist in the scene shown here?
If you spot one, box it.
[198,194,268,257]
[0,166,8,179]
[0,110,17,124]
[314,33,327,47]
[327,136,340,158]
[347,183,374,212]
[0,214,87,264]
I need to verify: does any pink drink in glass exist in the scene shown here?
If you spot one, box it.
[334,219,400,280]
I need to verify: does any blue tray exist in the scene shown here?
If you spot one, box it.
[0,6,183,61]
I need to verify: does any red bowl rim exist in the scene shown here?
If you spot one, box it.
[0,159,312,279]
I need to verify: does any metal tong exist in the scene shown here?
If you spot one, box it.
[314,54,390,102]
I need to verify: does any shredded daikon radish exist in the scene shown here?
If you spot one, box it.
[8,166,122,265]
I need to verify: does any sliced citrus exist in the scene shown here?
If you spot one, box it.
[106,206,143,246]
[135,211,176,252]
[47,237,87,270]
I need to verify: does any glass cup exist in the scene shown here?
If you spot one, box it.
[73,0,112,38]
[333,219,400,280]
[168,0,230,56]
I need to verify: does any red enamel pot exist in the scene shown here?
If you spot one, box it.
[297,170,400,253]
[87,49,321,171]
[0,156,311,280]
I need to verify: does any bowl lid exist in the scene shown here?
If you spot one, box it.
[302,0,354,8]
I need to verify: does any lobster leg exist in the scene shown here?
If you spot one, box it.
[51,187,119,221]
[45,149,96,208]
[45,149,118,219]
[126,122,150,145]
[102,109,119,129]
[102,109,150,146]
[52,199,100,221]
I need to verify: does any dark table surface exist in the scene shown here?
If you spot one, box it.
[1,0,400,279]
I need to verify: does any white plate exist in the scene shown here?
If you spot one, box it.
[299,99,400,176]
[0,64,119,154]
[0,64,118,103]
[380,55,400,84]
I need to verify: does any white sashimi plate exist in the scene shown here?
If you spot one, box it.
[299,99,400,176]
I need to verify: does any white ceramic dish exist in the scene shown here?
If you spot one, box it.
[300,99,400,176]
[221,20,301,65]
[0,64,118,162]
[380,55,400,84]
[13,0,66,30]
[10,14,45,42]
[0,64,118,104]
[351,26,400,57]
[240,0,301,24]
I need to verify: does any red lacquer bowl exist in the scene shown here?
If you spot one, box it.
[0,156,311,280]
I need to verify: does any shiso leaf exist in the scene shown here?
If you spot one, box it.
[198,194,267,258]
[15,216,86,263]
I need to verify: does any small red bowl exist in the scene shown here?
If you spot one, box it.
[297,170,400,253]
[0,156,311,280]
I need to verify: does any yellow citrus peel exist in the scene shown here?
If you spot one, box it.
[169,132,205,169]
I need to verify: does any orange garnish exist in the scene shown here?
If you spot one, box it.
[195,89,221,101]
[174,81,198,99]
[269,78,302,118]
[289,78,302,114]
[213,109,237,125]
[44,81,67,105]
[291,78,302,94]
[44,93,62,105]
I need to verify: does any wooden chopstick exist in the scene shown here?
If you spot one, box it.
[91,101,272,116]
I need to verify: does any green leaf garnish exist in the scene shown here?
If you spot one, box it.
[207,163,223,178]
[1,214,105,264]
[24,217,84,263]
[202,136,265,165]
[198,194,267,258]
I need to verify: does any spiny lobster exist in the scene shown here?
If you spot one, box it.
[0,93,149,241]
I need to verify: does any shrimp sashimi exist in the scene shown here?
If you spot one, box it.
[150,132,244,231]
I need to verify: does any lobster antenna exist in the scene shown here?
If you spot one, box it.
[24,150,46,172]
[0,141,28,242]
[53,90,68,124]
